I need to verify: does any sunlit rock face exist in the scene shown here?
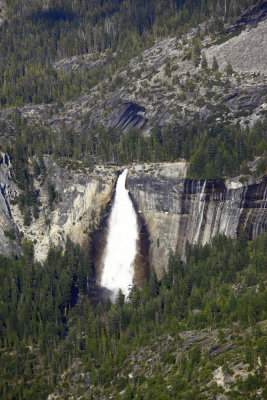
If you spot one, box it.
[0,155,116,262]
[127,163,267,278]
[0,156,267,285]
[101,169,139,300]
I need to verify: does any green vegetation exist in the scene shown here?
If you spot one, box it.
[5,110,267,181]
[0,0,256,107]
[0,1,266,397]
[206,27,243,49]
[4,229,16,240]
[212,55,219,71]
[226,60,234,76]
[0,231,266,399]
[0,238,93,399]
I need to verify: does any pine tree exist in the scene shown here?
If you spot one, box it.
[192,42,201,67]
[33,159,40,178]
[212,56,219,71]
[23,205,31,226]
[225,59,233,75]
[164,57,171,77]
[115,289,125,308]
[201,52,208,70]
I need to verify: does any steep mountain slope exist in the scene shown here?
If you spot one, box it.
[1,2,264,138]
[0,1,266,281]
[0,0,259,106]
[0,2,267,400]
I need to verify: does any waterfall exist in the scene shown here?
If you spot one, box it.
[193,180,206,244]
[101,168,138,301]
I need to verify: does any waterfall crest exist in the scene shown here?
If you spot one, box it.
[101,169,138,300]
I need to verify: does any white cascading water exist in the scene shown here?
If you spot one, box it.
[193,180,206,244]
[101,168,138,300]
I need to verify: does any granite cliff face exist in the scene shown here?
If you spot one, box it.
[0,158,267,279]
[0,155,116,261]
[127,163,267,277]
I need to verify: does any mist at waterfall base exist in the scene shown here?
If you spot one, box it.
[101,169,138,301]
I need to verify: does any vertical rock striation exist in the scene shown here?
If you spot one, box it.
[127,164,267,277]
[0,157,266,280]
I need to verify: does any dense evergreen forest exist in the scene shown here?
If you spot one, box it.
[0,0,257,107]
[1,109,266,225]
[0,232,266,399]
[3,109,267,182]
[0,1,266,398]
[0,0,266,186]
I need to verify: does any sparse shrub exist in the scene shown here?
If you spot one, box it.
[4,229,16,240]
[201,52,208,70]
[212,56,219,71]
[226,60,234,76]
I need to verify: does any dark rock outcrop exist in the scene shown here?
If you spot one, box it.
[228,0,267,32]
[108,102,147,131]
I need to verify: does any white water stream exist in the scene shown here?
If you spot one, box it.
[193,180,206,244]
[101,169,138,300]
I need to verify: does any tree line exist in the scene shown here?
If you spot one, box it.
[4,111,267,184]
[0,0,258,107]
[0,231,266,398]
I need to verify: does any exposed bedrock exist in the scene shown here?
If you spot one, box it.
[0,155,117,262]
[127,163,267,278]
[108,102,147,131]
[1,157,267,282]
[0,153,22,257]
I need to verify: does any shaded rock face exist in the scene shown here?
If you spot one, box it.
[0,153,21,257]
[108,102,147,131]
[131,196,150,288]
[127,164,267,278]
[232,0,267,30]
[221,85,267,111]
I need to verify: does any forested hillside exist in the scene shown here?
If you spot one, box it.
[0,233,266,399]
[0,0,258,106]
[0,0,266,183]
[0,1,266,399]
